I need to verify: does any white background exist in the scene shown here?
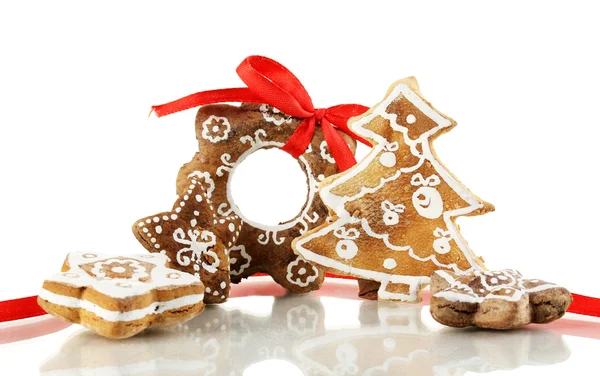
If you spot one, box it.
[1,1,599,374]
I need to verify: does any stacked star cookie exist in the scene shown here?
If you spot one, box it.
[38,252,205,338]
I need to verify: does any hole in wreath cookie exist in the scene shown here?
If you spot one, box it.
[230,148,308,227]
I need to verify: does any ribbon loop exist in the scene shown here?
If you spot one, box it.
[151,55,370,171]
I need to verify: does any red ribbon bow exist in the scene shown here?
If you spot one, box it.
[151,55,370,171]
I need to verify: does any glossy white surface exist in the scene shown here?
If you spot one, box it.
[1,278,599,375]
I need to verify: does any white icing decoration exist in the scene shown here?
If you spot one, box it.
[379,152,396,167]
[432,228,452,254]
[336,239,358,260]
[90,259,148,281]
[433,269,558,304]
[228,245,251,276]
[286,256,319,287]
[201,116,231,143]
[259,104,293,126]
[39,252,203,322]
[38,289,203,323]
[410,173,443,219]
[173,229,219,273]
[381,200,405,226]
[320,140,336,164]
[294,82,489,301]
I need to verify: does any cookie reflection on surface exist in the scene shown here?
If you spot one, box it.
[40,282,570,376]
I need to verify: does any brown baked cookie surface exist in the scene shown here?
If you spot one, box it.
[133,171,235,304]
[37,252,205,339]
[293,78,493,302]
[174,103,356,294]
[430,269,573,329]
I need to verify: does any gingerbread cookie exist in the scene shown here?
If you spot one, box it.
[133,171,235,304]
[293,77,494,302]
[172,103,357,294]
[37,252,205,339]
[430,269,573,329]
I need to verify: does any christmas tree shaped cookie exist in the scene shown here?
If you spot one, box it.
[292,78,494,302]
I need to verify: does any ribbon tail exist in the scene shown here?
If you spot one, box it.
[325,105,371,147]
[281,117,316,158]
[151,88,262,117]
[321,119,358,172]
[568,293,600,317]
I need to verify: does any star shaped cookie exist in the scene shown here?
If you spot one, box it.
[430,269,573,329]
[133,171,241,304]
[38,252,205,338]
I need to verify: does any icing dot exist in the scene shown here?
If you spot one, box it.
[498,275,508,280]
[383,258,397,269]
[479,289,485,293]
[220,281,226,289]
[194,264,200,271]
[153,217,160,223]
[192,180,197,184]
[190,219,197,227]
[228,223,235,232]
[183,195,189,200]
[142,228,149,233]
[146,232,152,237]
[383,338,396,350]
[505,289,512,294]
[137,222,144,227]
[406,114,416,124]
[379,152,396,167]
[219,219,225,224]
[163,215,169,221]
[194,211,200,216]
[151,238,156,243]
[167,273,180,279]
[111,266,126,273]
[230,257,237,265]
[187,190,192,194]
[154,244,160,249]
[82,253,97,259]
[171,214,178,220]
[221,295,225,300]
[63,272,79,278]
[190,185,196,190]
[298,267,307,275]
[146,219,152,224]
[206,287,211,293]
[155,226,162,234]
[180,202,186,207]
[175,207,182,213]
[212,125,219,132]
[490,277,498,284]
[213,291,219,296]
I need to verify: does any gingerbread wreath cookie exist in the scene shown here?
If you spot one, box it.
[38,252,205,339]
[293,78,494,302]
[171,103,356,294]
[430,269,573,329]
[133,171,235,304]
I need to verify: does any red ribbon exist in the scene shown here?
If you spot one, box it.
[151,55,370,171]
[2,283,600,324]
